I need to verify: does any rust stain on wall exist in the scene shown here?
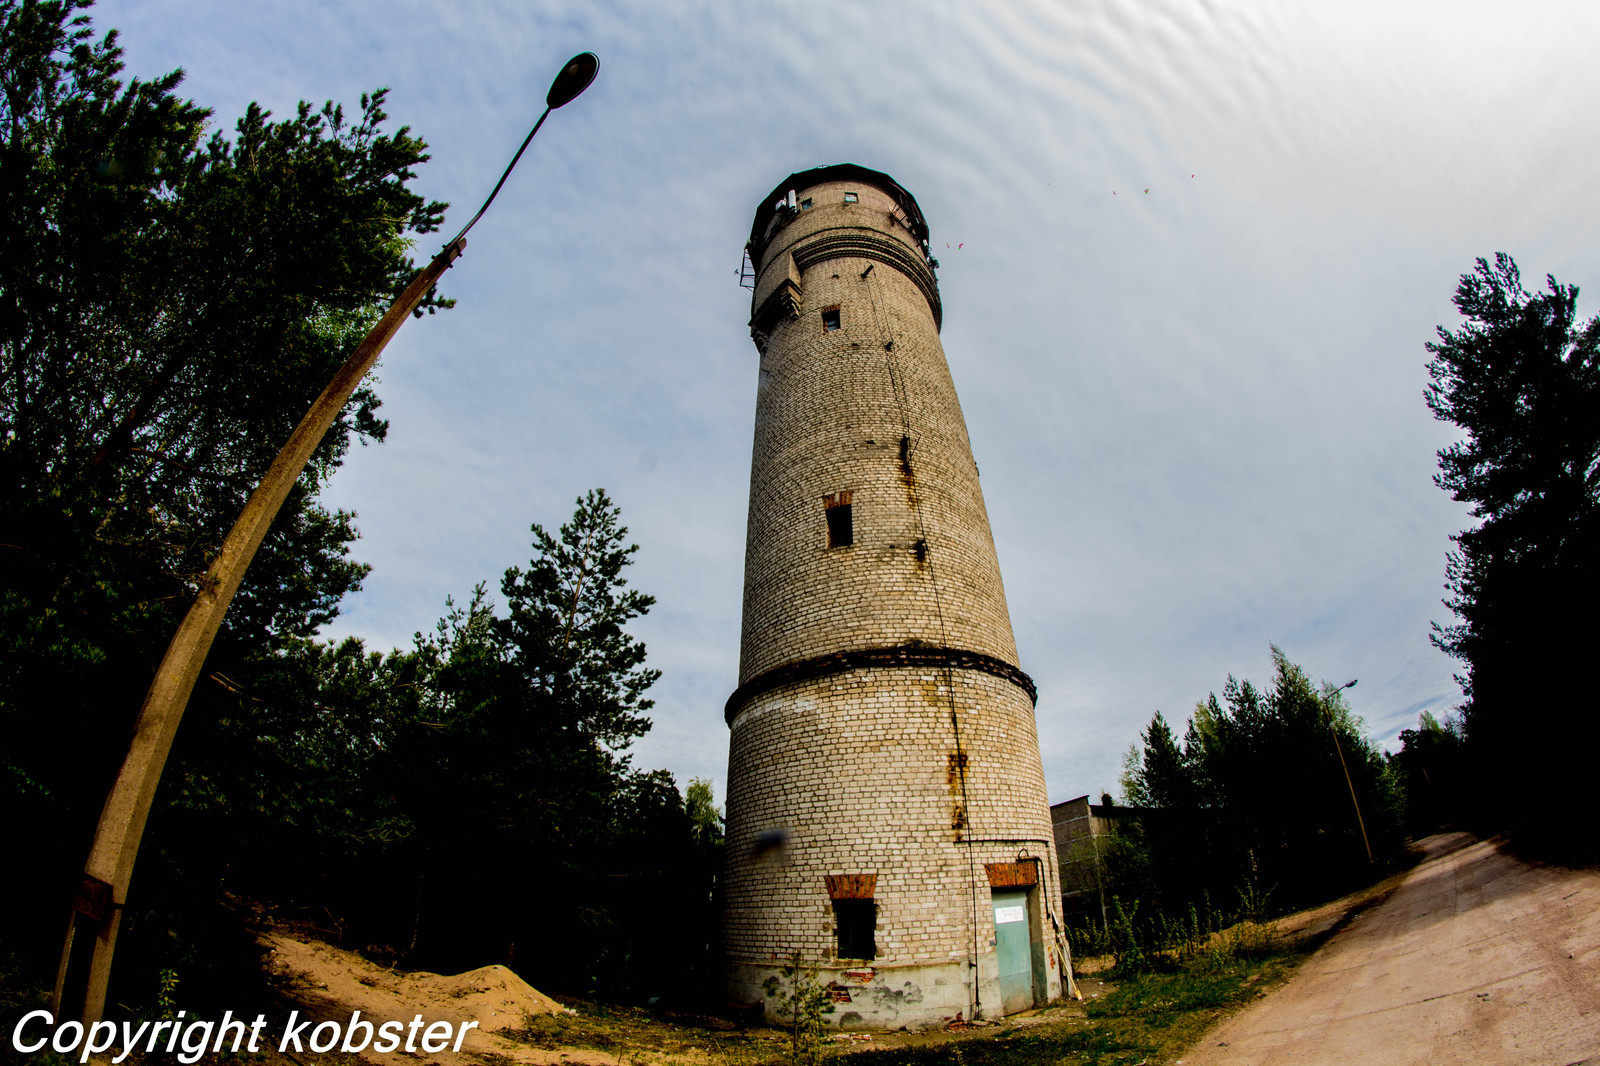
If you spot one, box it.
[946,751,968,790]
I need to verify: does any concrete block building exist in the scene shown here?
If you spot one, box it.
[721,165,1069,1029]
[1052,794,1138,928]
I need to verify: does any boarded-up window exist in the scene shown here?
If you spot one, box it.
[823,491,853,548]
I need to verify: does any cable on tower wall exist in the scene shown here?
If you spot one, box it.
[859,264,986,1020]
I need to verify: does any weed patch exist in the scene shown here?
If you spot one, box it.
[842,951,1302,1066]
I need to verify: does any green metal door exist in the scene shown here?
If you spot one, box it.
[992,889,1033,1015]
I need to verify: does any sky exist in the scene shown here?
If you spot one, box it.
[93,0,1600,808]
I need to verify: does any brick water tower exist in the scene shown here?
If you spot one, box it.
[722,165,1068,1029]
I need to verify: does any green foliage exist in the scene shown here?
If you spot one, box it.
[1424,254,1599,860]
[0,0,448,984]
[1232,876,1273,925]
[686,777,725,849]
[1179,904,1205,960]
[846,952,1299,1066]
[100,491,708,1009]
[1077,647,1405,978]
[497,487,661,749]
[1075,877,1279,977]
[0,945,74,1066]
[762,954,833,1066]
[846,1030,1142,1066]
[392,489,660,881]
[350,492,695,999]
[1117,647,1404,916]
[1065,917,1113,959]
[1202,919,1277,967]
[1389,710,1466,836]
[0,0,717,1019]
[1119,712,1192,811]
[1107,896,1145,973]
[155,968,179,1021]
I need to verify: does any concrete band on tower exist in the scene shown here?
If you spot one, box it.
[724,642,1038,724]
[722,164,1070,1030]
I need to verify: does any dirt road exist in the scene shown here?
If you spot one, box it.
[1182,832,1600,1066]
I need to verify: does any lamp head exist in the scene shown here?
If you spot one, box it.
[546,52,599,109]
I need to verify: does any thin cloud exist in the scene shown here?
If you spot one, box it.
[93,0,1596,798]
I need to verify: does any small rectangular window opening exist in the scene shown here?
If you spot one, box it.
[844,191,859,203]
[833,899,876,960]
[821,306,841,332]
[823,491,853,548]
[800,197,814,210]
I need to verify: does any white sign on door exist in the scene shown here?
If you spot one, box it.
[994,905,1025,924]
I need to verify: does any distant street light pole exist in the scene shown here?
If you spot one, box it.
[52,52,600,1027]
[1327,678,1374,864]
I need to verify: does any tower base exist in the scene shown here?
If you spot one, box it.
[729,958,988,1031]
[722,666,1066,1030]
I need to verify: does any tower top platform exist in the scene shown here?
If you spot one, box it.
[748,163,930,253]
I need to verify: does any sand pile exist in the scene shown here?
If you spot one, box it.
[262,931,566,1034]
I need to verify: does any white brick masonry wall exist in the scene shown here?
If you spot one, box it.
[724,169,1064,1028]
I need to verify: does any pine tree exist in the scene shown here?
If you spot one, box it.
[1425,254,1600,859]
[0,0,448,982]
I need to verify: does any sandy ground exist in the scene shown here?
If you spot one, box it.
[1180,832,1600,1066]
[260,932,618,1066]
[256,929,1107,1066]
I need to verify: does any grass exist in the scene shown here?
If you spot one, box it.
[0,911,1322,1066]
[478,934,1309,1066]
[835,950,1303,1066]
[0,952,1301,1066]
[504,998,789,1063]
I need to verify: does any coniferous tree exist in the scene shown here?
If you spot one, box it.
[0,3,717,1009]
[0,0,448,989]
[1118,648,1403,916]
[137,492,707,1006]
[375,491,691,1000]
[1390,711,1466,837]
[1425,254,1599,860]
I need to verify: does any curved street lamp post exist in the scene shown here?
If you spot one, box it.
[1328,678,1374,864]
[51,52,599,1026]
